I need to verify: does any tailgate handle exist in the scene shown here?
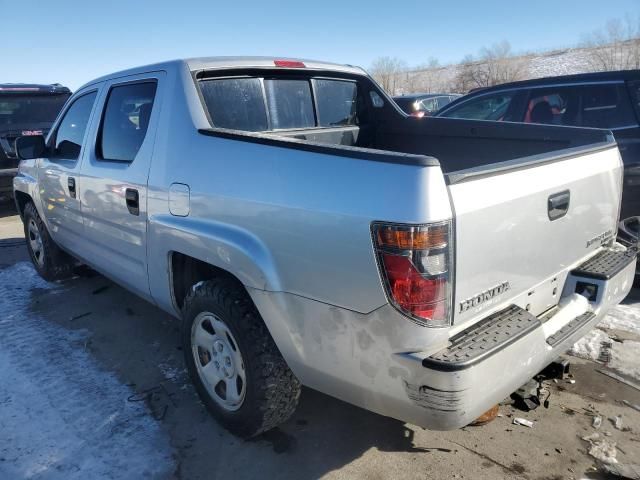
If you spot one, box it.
[548,190,570,221]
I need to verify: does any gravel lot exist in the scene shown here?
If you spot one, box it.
[1,201,639,480]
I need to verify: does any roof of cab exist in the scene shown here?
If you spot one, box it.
[77,57,367,91]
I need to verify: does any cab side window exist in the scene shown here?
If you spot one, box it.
[53,91,97,159]
[439,92,516,121]
[98,82,157,162]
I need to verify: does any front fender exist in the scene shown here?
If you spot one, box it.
[13,160,42,219]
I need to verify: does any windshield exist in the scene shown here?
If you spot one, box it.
[0,94,69,128]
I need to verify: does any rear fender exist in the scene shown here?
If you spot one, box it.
[147,214,280,315]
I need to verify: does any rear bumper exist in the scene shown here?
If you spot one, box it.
[399,248,636,430]
[250,246,636,432]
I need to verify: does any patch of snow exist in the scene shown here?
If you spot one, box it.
[571,328,610,362]
[599,304,640,336]
[158,360,188,383]
[0,263,175,479]
[609,341,640,381]
[571,299,640,381]
[582,432,618,464]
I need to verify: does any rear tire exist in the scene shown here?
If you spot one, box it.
[182,278,301,438]
[23,202,75,281]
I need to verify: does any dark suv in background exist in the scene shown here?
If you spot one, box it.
[437,71,640,219]
[0,84,71,198]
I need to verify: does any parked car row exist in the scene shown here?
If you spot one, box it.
[0,83,71,198]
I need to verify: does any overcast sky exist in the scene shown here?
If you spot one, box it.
[2,0,638,90]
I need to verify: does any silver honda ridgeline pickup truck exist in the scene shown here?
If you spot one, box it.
[13,57,637,438]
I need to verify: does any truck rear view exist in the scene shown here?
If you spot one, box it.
[13,57,636,437]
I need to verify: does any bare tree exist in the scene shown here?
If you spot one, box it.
[481,41,527,85]
[452,41,527,93]
[453,55,478,93]
[369,56,408,94]
[582,15,640,71]
[401,57,443,93]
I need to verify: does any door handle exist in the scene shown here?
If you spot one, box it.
[68,177,76,198]
[125,188,139,216]
[548,190,570,221]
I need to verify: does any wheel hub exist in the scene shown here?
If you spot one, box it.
[212,339,236,378]
[191,312,246,411]
[27,218,44,267]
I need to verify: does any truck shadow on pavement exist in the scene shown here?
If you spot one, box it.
[21,265,438,480]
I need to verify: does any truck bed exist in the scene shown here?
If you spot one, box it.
[201,114,613,180]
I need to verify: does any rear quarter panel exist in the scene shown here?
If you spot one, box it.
[145,63,454,317]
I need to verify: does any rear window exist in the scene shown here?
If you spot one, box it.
[580,84,637,129]
[199,76,361,132]
[0,94,69,127]
[419,97,439,113]
[314,79,357,126]
[436,96,454,110]
[264,79,314,129]
[200,78,268,132]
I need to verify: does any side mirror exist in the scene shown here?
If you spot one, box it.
[15,135,46,160]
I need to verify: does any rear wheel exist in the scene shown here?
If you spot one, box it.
[182,278,301,438]
[23,202,75,281]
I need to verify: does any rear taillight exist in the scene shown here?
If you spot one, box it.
[372,221,453,327]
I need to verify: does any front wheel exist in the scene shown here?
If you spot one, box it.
[182,278,301,438]
[23,202,75,281]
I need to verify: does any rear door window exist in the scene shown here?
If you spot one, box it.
[439,92,516,121]
[523,87,579,126]
[313,79,357,126]
[200,78,268,132]
[264,79,315,129]
[579,84,637,129]
[98,81,157,162]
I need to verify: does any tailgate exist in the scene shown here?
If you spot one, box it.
[448,144,623,326]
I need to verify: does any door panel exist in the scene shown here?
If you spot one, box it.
[78,74,163,300]
[39,90,99,255]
